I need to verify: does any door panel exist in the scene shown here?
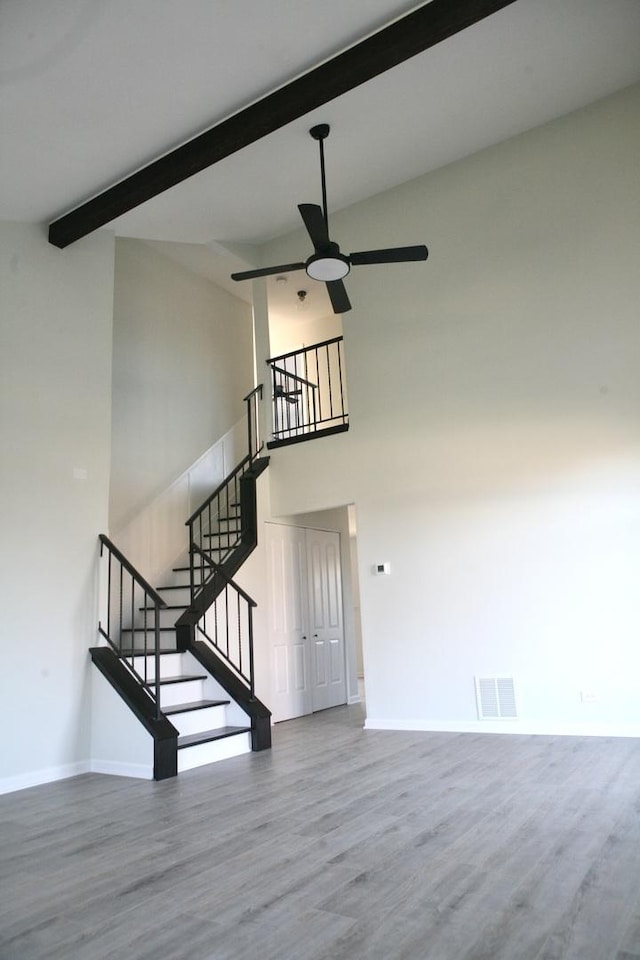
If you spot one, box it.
[266,524,310,721]
[326,540,341,627]
[306,529,347,713]
[273,643,288,695]
[330,638,343,683]
[314,637,326,686]
[293,642,306,691]
[266,524,347,720]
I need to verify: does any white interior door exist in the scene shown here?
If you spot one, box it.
[306,528,347,712]
[266,523,346,721]
[265,523,310,722]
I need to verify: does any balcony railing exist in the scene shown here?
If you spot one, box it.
[267,336,348,446]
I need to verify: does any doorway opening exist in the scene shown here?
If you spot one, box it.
[264,503,363,723]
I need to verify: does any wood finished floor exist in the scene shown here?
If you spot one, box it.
[2,703,640,960]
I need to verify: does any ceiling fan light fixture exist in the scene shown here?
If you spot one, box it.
[230,123,428,314]
[305,253,350,282]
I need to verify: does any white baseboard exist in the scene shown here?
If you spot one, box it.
[90,759,154,780]
[0,760,91,796]
[364,718,640,738]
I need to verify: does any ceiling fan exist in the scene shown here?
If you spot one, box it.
[230,124,429,314]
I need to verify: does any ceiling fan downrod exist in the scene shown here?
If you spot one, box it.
[310,123,330,233]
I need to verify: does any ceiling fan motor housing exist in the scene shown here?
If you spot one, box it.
[306,241,350,281]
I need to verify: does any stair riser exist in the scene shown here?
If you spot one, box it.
[157,679,206,708]
[128,652,184,681]
[127,634,178,653]
[170,704,229,736]
[177,732,251,772]
[156,587,191,607]
[170,570,210,586]
[138,608,186,629]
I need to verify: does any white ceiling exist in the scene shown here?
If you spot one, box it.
[2,0,639,315]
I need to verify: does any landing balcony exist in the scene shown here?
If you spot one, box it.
[266,336,349,449]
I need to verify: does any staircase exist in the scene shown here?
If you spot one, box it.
[91,386,271,780]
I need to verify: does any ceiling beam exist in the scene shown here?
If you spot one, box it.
[48,0,518,248]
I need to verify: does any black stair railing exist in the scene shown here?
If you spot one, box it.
[185,456,247,597]
[245,383,263,465]
[267,336,348,444]
[191,548,256,696]
[98,534,165,720]
[184,384,263,601]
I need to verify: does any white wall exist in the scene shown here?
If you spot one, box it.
[262,84,640,736]
[111,418,248,586]
[110,239,254,532]
[269,311,342,359]
[90,669,154,780]
[0,223,115,791]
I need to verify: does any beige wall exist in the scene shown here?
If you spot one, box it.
[110,239,254,531]
[261,84,640,735]
[0,223,115,788]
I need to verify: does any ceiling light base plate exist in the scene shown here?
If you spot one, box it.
[310,123,330,141]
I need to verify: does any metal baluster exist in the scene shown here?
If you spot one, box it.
[106,547,112,641]
[154,597,161,720]
[248,604,255,696]
[143,596,148,686]
[326,341,334,421]
[188,520,195,600]
[271,363,279,439]
[315,347,321,426]
[118,561,123,653]
[236,590,242,676]
[130,574,135,664]
[337,339,345,422]
[247,392,254,464]
[225,586,230,659]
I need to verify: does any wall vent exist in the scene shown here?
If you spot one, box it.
[475,676,518,720]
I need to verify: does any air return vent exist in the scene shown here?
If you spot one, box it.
[475,676,517,720]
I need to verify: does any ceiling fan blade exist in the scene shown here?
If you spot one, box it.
[299,204,329,249]
[231,261,305,281]
[349,244,429,265]
[326,279,352,314]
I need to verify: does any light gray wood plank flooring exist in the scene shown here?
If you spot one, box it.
[2,703,640,959]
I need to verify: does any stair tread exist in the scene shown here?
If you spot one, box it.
[144,673,206,686]
[140,604,186,611]
[118,648,179,657]
[164,698,230,715]
[157,584,192,591]
[177,726,251,749]
[121,626,176,634]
